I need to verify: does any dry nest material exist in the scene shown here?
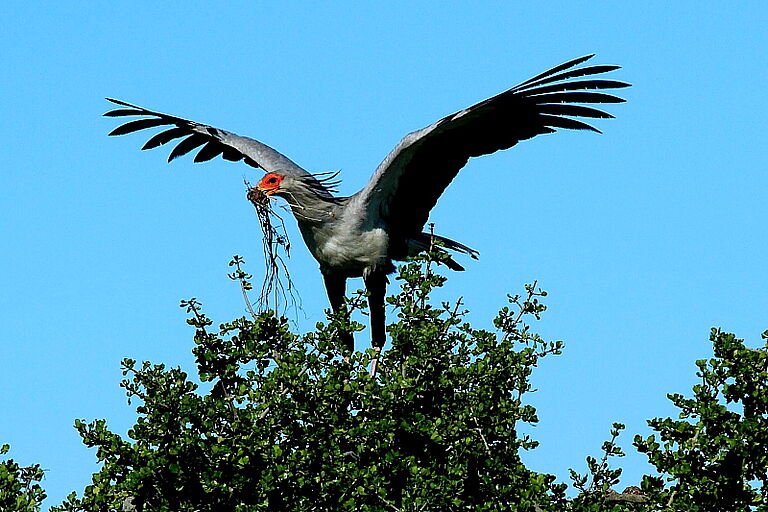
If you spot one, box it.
[246,183,298,313]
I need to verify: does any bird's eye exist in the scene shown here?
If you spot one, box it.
[267,177,278,184]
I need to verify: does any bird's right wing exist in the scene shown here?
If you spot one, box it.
[355,55,629,238]
[104,98,314,180]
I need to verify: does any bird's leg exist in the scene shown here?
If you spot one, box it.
[363,270,388,377]
[322,271,354,353]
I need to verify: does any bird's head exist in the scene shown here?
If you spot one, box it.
[254,170,338,208]
[257,172,285,197]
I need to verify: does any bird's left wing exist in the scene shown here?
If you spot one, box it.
[355,55,630,237]
[104,98,315,180]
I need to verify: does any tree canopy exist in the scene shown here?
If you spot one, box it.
[2,255,767,511]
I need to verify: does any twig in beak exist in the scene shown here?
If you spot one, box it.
[245,181,299,314]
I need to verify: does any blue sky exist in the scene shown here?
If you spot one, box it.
[1,2,766,507]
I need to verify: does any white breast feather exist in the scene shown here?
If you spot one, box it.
[320,227,389,270]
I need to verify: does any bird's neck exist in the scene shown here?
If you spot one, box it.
[280,186,340,225]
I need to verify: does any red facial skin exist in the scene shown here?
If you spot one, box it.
[257,173,283,195]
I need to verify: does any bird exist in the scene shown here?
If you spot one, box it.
[105,54,629,374]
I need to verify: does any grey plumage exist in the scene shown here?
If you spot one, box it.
[106,55,629,371]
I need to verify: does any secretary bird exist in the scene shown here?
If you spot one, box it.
[105,54,629,375]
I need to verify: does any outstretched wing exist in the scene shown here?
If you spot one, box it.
[356,55,630,236]
[104,98,314,180]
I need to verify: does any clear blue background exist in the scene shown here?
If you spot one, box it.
[1,2,766,507]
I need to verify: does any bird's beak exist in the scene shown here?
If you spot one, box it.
[253,184,276,197]
[246,186,271,206]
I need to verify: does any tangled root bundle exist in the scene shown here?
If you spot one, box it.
[246,183,298,313]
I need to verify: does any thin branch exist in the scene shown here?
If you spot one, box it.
[501,281,545,345]
[228,255,258,321]
[183,299,239,419]
[472,416,493,456]
[666,425,702,508]
[438,296,464,340]
[587,428,621,494]
[376,493,403,512]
